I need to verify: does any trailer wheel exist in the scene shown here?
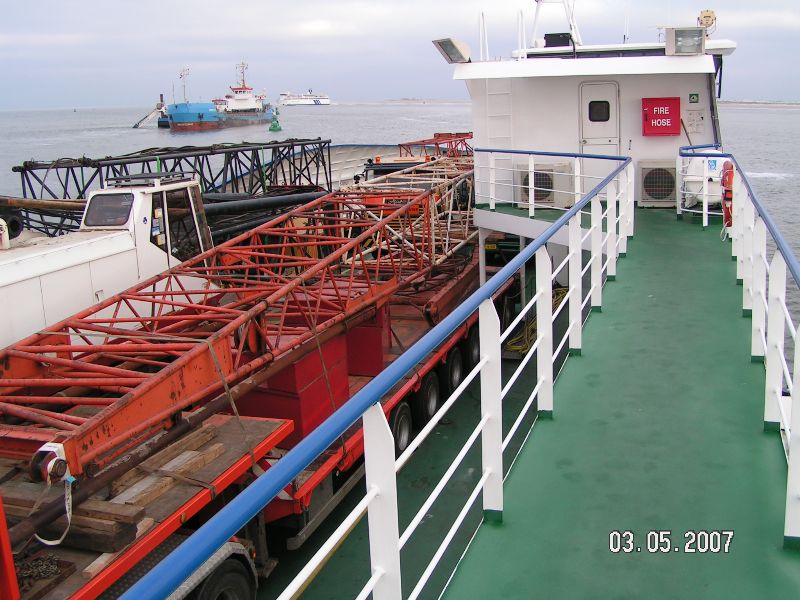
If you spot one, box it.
[438,346,464,397]
[411,371,440,428]
[193,558,255,600]
[462,326,481,370]
[390,402,413,456]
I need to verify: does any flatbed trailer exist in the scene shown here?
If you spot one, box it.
[0,155,519,599]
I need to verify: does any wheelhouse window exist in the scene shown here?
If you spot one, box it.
[83,193,134,227]
[588,101,610,122]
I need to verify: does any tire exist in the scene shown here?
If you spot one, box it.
[461,326,481,370]
[192,558,255,600]
[390,402,413,456]
[411,371,440,428]
[438,346,464,398]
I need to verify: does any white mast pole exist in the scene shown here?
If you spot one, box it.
[531,0,544,46]
[479,12,489,60]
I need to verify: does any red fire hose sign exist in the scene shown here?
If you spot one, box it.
[642,97,681,136]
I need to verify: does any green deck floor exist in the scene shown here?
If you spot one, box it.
[443,209,800,599]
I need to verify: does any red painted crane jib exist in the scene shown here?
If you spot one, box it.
[0,159,475,476]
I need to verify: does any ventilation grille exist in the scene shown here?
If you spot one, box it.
[639,161,677,206]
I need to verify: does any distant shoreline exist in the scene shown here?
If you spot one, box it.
[719,100,800,108]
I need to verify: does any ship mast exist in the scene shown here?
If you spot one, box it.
[236,61,248,88]
[179,67,190,103]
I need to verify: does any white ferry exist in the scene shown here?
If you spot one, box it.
[278,89,331,106]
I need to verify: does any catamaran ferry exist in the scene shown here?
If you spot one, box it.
[278,90,331,106]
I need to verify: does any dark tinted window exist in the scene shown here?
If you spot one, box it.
[588,101,610,122]
[165,188,201,262]
[84,193,133,227]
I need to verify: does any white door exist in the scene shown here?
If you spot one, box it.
[579,82,620,190]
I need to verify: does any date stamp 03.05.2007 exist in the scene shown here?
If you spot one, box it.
[609,530,734,554]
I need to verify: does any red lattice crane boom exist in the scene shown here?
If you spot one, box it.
[0,157,475,477]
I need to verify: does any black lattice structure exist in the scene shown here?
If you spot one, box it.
[13,138,332,201]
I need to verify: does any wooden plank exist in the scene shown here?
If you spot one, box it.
[82,517,155,580]
[111,443,225,507]
[0,482,144,524]
[25,519,137,554]
[2,504,121,534]
[110,425,217,495]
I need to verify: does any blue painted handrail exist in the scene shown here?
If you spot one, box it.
[121,150,632,599]
[679,143,800,290]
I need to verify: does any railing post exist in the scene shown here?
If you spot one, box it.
[702,158,709,229]
[573,156,582,207]
[591,194,602,309]
[478,227,488,286]
[536,247,554,416]
[568,212,582,353]
[741,197,755,310]
[626,162,635,237]
[764,253,786,428]
[528,154,536,217]
[785,327,800,547]
[362,403,402,600]
[751,217,767,360]
[733,166,747,278]
[676,156,684,219]
[489,152,496,210]
[617,172,627,256]
[606,178,617,280]
[478,299,503,522]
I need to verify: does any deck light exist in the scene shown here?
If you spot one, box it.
[432,38,471,64]
[665,27,705,56]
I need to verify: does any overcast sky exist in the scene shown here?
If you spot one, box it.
[0,0,797,110]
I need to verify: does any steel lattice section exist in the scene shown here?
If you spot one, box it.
[0,157,475,476]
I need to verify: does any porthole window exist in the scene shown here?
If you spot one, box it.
[588,101,610,122]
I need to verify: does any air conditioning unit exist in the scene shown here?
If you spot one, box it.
[514,162,575,208]
[638,160,677,207]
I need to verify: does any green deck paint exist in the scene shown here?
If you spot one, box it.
[443,209,800,599]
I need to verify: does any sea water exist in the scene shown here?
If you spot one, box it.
[0,101,797,246]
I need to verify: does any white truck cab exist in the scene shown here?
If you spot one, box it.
[0,174,212,348]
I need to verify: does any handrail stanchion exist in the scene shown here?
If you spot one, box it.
[573,156,582,209]
[536,247,554,416]
[733,167,747,278]
[751,217,767,360]
[528,154,536,217]
[741,197,755,312]
[626,162,635,237]
[362,404,403,600]
[617,172,628,256]
[591,194,602,309]
[478,300,504,521]
[568,212,582,352]
[489,152,496,210]
[764,254,786,429]
[606,179,617,279]
[785,333,800,547]
[478,228,488,286]
[702,158,709,229]
[676,156,684,219]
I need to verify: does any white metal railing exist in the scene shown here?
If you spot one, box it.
[680,144,800,547]
[276,150,633,599]
[129,152,633,599]
[676,151,725,229]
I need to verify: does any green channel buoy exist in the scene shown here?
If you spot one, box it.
[269,117,282,132]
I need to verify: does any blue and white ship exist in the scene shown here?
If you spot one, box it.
[166,63,273,131]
